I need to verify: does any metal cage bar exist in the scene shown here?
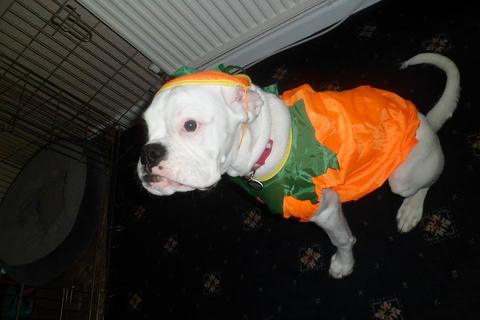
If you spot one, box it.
[0,0,166,201]
[0,279,105,319]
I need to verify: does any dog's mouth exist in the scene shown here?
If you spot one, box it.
[138,159,221,195]
[143,174,187,188]
[142,173,213,191]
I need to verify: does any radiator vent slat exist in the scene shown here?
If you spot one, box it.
[77,0,339,74]
[76,0,380,73]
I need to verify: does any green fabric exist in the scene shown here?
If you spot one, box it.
[171,65,247,77]
[262,83,279,95]
[231,99,339,216]
[171,66,197,77]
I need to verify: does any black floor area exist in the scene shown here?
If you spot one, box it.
[107,1,480,319]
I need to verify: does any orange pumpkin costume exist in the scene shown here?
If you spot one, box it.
[278,84,420,221]
[234,84,420,222]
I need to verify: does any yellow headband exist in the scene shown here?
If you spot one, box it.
[157,70,252,94]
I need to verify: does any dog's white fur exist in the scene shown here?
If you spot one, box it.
[139,53,460,278]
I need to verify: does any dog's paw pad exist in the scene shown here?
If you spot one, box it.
[329,252,354,279]
[397,199,423,233]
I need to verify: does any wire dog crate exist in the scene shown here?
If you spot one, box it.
[1,280,104,320]
[0,0,165,201]
[0,0,166,318]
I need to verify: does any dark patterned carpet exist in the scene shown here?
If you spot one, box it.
[107,0,480,319]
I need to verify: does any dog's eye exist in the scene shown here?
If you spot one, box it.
[184,120,197,132]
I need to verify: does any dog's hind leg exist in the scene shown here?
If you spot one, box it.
[391,53,460,233]
[310,189,356,278]
[388,115,444,233]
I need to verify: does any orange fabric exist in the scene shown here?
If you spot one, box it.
[280,84,420,221]
[158,71,251,92]
[283,196,321,221]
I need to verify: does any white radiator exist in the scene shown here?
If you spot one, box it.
[76,0,380,74]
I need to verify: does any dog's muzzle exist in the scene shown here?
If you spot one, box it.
[138,143,197,195]
[140,143,167,174]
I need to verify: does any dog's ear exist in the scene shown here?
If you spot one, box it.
[223,86,264,123]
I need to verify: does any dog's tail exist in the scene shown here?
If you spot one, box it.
[401,53,460,132]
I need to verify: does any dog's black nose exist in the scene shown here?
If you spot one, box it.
[140,143,167,173]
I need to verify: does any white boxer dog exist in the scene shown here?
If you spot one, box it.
[138,53,460,278]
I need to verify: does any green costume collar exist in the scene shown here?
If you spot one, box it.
[231,99,339,216]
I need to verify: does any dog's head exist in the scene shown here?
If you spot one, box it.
[138,71,264,196]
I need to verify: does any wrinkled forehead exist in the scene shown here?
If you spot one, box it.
[164,85,228,107]
[147,85,237,117]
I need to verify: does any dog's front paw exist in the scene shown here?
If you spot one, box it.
[329,251,354,279]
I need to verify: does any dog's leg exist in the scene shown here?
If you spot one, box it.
[310,188,356,278]
[388,114,444,233]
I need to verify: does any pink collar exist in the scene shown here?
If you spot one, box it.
[252,139,273,172]
[243,139,273,190]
